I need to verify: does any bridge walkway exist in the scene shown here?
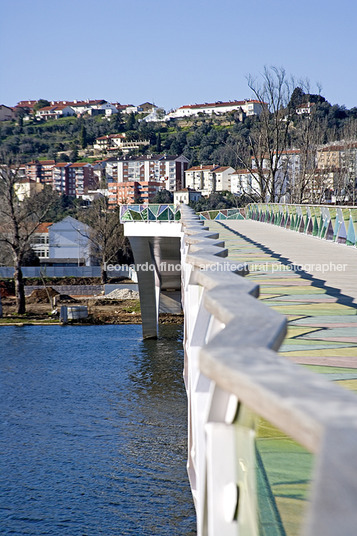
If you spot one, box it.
[207,219,357,383]
[204,219,357,534]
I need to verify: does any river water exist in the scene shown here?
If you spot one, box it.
[0,324,196,536]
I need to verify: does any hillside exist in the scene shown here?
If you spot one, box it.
[1,94,357,169]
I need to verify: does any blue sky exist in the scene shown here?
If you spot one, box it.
[1,0,356,111]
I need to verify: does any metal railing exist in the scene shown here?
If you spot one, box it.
[247,203,357,246]
[197,208,246,221]
[120,204,181,222]
[180,205,357,536]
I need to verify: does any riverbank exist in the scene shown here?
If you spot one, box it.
[0,294,183,326]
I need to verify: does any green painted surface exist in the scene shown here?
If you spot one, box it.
[207,218,357,535]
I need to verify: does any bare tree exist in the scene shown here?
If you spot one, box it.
[0,163,58,313]
[78,196,132,284]
[234,66,296,202]
[291,114,327,203]
[338,120,357,204]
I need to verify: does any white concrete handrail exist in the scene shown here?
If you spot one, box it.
[180,205,357,536]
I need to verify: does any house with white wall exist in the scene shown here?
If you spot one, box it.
[230,169,262,197]
[185,165,234,196]
[166,100,264,120]
[48,216,96,266]
[35,105,76,120]
[174,188,202,205]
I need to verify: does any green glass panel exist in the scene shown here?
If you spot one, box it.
[149,204,160,216]
[313,216,319,236]
[157,208,169,220]
[158,204,169,215]
[141,208,148,220]
[235,405,314,536]
[121,210,133,221]
[346,215,356,245]
[130,204,141,213]
[255,417,314,536]
[175,210,181,221]
[148,209,156,221]
[130,209,143,221]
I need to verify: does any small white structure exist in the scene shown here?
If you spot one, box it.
[100,103,119,116]
[174,188,202,205]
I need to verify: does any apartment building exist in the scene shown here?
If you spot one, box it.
[52,163,71,195]
[108,180,162,205]
[230,169,263,197]
[106,154,189,194]
[184,165,234,196]
[68,163,96,197]
[26,160,56,184]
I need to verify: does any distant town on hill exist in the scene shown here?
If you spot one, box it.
[1,67,357,207]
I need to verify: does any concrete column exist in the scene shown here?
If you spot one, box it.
[128,236,159,339]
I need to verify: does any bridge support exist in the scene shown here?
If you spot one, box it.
[124,221,182,339]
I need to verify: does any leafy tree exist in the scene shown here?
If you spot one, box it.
[151,189,173,203]
[15,107,29,127]
[125,112,136,130]
[79,124,88,149]
[33,99,51,113]
[156,132,162,153]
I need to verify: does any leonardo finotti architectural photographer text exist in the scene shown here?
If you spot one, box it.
[104,261,348,273]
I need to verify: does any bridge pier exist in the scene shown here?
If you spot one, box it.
[123,221,183,339]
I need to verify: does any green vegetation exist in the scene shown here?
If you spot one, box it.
[3,85,357,168]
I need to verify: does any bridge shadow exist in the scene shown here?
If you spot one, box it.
[218,222,357,310]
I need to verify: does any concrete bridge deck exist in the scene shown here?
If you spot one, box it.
[208,219,357,378]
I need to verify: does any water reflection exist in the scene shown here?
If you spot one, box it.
[0,325,196,536]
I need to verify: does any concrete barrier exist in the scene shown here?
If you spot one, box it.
[180,204,357,536]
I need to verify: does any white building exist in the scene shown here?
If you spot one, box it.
[30,223,52,259]
[106,154,189,192]
[230,169,262,197]
[94,133,150,154]
[48,216,96,266]
[166,99,264,120]
[184,165,234,196]
[35,105,76,120]
[251,149,302,201]
[100,103,119,116]
[174,188,202,205]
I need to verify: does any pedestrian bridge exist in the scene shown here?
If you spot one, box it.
[120,203,357,536]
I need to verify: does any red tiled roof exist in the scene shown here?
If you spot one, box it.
[37,104,71,112]
[186,165,218,171]
[179,99,262,110]
[35,222,52,233]
[96,134,125,140]
[214,166,231,173]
